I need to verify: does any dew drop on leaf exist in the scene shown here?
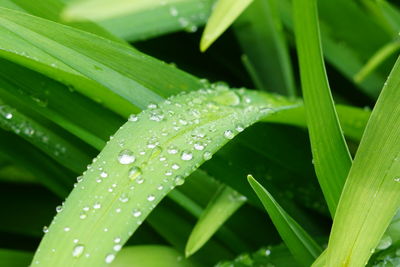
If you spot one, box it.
[128,166,142,181]
[117,149,135,165]
[72,245,85,258]
[223,130,234,139]
[132,209,142,217]
[105,254,115,264]
[181,151,193,161]
[174,175,185,186]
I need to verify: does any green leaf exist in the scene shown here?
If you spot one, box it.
[0,249,33,267]
[2,0,125,43]
[63,0,213,42]
[247,175,322,266]
[324,56,400,266]
[0,101,91,173]
[32,88,297,266]
[354,41,400,84]
[200,0,253,52]
[234,0,296,96]
[111,245,196,267]
[293,0,352,215]
[185,185,246,256]
[0,7,203,115]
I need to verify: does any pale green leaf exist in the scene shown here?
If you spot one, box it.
[32,88,297,266]
[111,246,195,267]
[293,0,352,215]
[185,185,246,256]
[248,175,322,266]
[324,56,400,266]
[200,0,253,52]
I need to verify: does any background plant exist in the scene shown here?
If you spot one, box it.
[0,0,399,266]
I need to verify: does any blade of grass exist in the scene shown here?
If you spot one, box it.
[0,58,122,149]
[354,41,400,83]
[293,0,352,215]
[185,185,246,256]
[0,101,91,173]
[200,0,253,52]
[234,0,296,96]
[324,55,400,266]
[112,245,196,267]
[3,0,125,44]
[248,175,322,266]
[32,88,297,266]
[0,8,203,115]
[64,0,213,42]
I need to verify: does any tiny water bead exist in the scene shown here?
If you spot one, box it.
[105,254,115,264]
[100,171,108,178]
[167,145,179,154]
[117,149,135,165]
[174,175,185,186]
[119,194,129,203]
[223,129,235,139]
[203,151,212,160]
[394,177,400,183]
[64,227,70,232]
[72,245,85,258]
[132,209,142,217]
[181,151,193,161]
[171,163,180,170]
[128,114,138,122]
[129,166,143,182]
[93,202,101,209]
[147,195,156,202]
[113,244,122,252]
[42,226,49,233]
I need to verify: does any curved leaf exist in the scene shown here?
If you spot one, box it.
[32,87,297,266]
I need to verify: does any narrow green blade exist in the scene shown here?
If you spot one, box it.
[293,0,352,215]
[0,8,203,115]
[248,175,322,266]
[200,0,253,52]
[185,185,246,256]
[32,88,297,266]
[325,56,400,266]
[234,0,296,96]
[112,246,195,267]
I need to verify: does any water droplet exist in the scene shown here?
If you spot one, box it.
[394,177,400,183]
[64,227,70,232]
[132,209,142,217]
[128,114,138,122]
[157,185,164,190]
[147,195,155,202]
[114,237,121,243]
[167,145,178,154]
[118,149,135,165]
[79,213,87,220]
[129,166,142,182]
[119,194,129,203]
[169,6,178,16]
[93,202,101,209]
[42,226,49,233]
[72,245,85,258]
[377,235,392,250]
[113,244,122,252]
[76,176,83,183]
[235,124,244,132]
[147,103,158,109]
[56,205,63,213]
[171,163,180,170]
[105,254,115,264]
[194,142,205,151]
[174,175,185,186]
[224,130,234,139]
[83,206,90,212]
[5,113,12,119]
[203,151,212,160]
[181,151,193,161]
[100,171,108,178]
